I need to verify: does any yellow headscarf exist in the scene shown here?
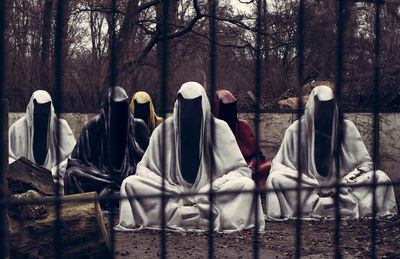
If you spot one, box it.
[130,91,163,132]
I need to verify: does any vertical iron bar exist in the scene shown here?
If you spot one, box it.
[160,0,169,258]
[334,1,345,258]
[109,0,117,88]
[0,0,5,99]
[253,0,262,258]
[208,0,216,258]
[54,0,68,257]
[0,99,8,259]
[371,1,382,258]
[295,0,304,258]
[109,0,117,258]
[0,1,8,257]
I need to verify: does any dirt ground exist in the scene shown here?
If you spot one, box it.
[112,215,400,258]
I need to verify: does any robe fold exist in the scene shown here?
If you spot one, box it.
[64,87,150,207]
[9,90,76,186]
[214,90,271,197]
[118,82,264,232]
[130,91,163,133]
[266,85,397,219]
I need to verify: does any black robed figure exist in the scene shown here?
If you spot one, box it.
[64,86,150,207]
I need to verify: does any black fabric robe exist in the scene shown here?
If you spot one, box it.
[64,86,150,205]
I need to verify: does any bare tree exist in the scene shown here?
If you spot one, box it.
[4,0,400,112]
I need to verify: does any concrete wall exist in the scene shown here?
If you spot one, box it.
[9,113,97,141]
[9,112,400,203]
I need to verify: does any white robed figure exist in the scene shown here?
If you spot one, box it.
[9,90,76,185]
[118,82,264,232]
[266,84,397,219]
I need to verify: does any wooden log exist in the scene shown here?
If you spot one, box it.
[9,191,110,258]
[8,190,48,220]
[7,157,56,196]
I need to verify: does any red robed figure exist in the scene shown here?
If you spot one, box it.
[214,90,271,197]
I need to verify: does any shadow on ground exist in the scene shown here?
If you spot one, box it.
[112,215,400,258]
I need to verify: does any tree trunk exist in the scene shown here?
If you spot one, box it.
[9,191,110,258]
[112,0,139,82]
[7,157,56,196]
[40,0,53,92]
[156,0,178,89]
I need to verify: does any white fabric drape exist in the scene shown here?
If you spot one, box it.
[9,90,76,184]
[117,82,264,232]
[266,85,397,219]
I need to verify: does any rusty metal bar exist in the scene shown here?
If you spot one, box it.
[0,0,5,99]
[0,99,9,259]
[109,0,117,88]
[0,2,8,258]
[371,1,382,258]
[1,180,396,207]
[253,0,263,258]
[53,0,69,257]
[108,0,118,258]
[295,0,305,258]
[334,1,346,258]
[208,0,216,258]
[160,0,169,258]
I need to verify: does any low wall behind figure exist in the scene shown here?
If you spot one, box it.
[8,112,400,208]
[9,113,97,142]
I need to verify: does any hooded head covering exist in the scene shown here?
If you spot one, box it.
[214,90,238,134]
[8,90,76,170]
[66,86,150,189]
[130,91,163,133]
[303,85,338,179]
[213,90,265,162]
[136,82,250,192]
[173,82,213,188]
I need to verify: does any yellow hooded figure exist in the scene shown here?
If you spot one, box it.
[130,91,163,133]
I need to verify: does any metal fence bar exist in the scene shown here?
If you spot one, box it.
[160,0,169,258]
[253,0,262,258]
[334,0,346,258]
[208,0,216,258]
[53,0,69,257]
[295,0,305,258]
[108,0,118,258]
[109,0,117,88]
[0,99,9,259]
[0,0,5,100]
[0,1,8,258]
[372,1,383,258]
[3,180,397,207]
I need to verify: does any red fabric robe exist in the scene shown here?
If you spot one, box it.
[214,90,271,197]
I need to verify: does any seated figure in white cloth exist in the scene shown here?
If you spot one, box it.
[8,90,76,186]
[117,81,264,232]
[266,84,397,219]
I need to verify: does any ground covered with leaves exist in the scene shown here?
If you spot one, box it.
[113,215,400,258]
